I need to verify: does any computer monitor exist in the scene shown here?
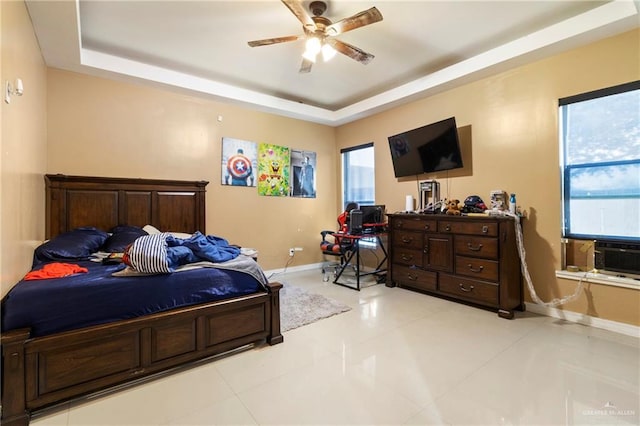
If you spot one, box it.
[360,205,386,225]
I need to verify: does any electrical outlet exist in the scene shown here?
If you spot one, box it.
[289,248,295,257]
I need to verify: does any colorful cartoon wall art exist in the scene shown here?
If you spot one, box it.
[221,137,257,187]
[257,143,290,197]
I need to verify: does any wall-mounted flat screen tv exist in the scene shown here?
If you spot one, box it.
[388,117,463,178]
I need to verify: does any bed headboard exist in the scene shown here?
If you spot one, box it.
[45,174,208,239]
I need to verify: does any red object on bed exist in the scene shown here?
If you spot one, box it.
[23,263,88,280]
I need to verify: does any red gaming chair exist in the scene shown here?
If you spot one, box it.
[320,202,359,280]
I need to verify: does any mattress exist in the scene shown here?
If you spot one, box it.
[1,258,266,337]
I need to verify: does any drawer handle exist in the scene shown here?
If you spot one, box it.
[482,226,489,234]
[424,224,430,230]
[467,243,483,251]
[423,246,429,254]
[445,224,451,231]
[9,352,20,369]
[396,221,404,229]
[401,237,413,244]
[467,264,484,273]
[407,273,418,281]
[401,253,414,261]
[459,283,475,292]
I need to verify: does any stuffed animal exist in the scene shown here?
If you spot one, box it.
[445,199,462,215]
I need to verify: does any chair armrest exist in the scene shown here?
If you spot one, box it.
[320,230,336,241]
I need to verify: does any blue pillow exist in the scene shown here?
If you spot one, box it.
[101,225,148,253]
[34,227,108,263]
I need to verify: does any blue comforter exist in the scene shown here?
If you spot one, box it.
[165,232,241,265]
[1,254,268,337]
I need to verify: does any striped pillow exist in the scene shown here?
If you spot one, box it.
[123,233,171,273]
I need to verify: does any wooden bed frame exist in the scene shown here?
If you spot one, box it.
[1,174,283,426]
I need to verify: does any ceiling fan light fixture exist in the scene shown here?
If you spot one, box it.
[302,49,318,63]
[249,1,384,73]
[321,43,336,62]
[303,36,321,63]
[305,37,321,55]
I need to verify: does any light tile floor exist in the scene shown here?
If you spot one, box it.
[33,269,639,425]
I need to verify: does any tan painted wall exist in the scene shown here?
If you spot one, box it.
[47,69,338,271]
[336,29,640,326]
[3,2,638,328]
[0,0,48,298]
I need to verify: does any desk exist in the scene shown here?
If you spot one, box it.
[331,229,388,291]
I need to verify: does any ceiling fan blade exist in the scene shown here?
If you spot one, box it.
[248,35,302,47]
[325,7,383,36]
[299,58,313,73]
[281,0,316,31]
[326,38,375,65]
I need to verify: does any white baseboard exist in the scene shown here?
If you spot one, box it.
[526,302,640,338]
[264,262,323,278]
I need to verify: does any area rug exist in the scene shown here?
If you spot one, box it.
[280,284,352,332]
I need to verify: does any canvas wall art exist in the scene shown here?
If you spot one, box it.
[257,143,290,197]
[291,150,317,198]
[221,137,257,187]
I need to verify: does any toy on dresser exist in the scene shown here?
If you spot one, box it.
[445,199,462,215]
[490,190,507,211]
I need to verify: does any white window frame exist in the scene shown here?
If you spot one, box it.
[341,142,375,209]
[341,143,377,247]
[559,80,640,243]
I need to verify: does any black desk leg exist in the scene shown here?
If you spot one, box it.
[332,235,387,291]
[375,235,388,271]
[332,240,361,291]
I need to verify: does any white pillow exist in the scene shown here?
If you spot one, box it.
[168,232,193,239]
[142,225,192,240]
[142,224,161,235]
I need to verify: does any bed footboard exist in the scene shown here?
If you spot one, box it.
[1,328,31,426]
[1,282,282,426]
[267,281,283,345]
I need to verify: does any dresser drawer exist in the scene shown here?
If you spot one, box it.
[392,265,437,291]
[391,217,436,232]
[455,236,498,259]
[438,221,497,236]
[392,231,423,250]
[439,274,498,306]
[392,248,424,267]
[455,255,499,281]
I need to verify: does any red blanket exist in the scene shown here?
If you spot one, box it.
[24,263,88,280]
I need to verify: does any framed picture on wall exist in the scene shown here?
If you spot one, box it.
[221,137,257,187]
[290,150,316,198]
[257,143,290,197]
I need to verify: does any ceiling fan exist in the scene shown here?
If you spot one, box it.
[247,0,383,73]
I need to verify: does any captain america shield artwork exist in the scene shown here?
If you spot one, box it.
[221,137,257,187]
[228,154,252,179]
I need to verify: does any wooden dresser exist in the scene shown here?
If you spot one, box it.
[387,213,524,318]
